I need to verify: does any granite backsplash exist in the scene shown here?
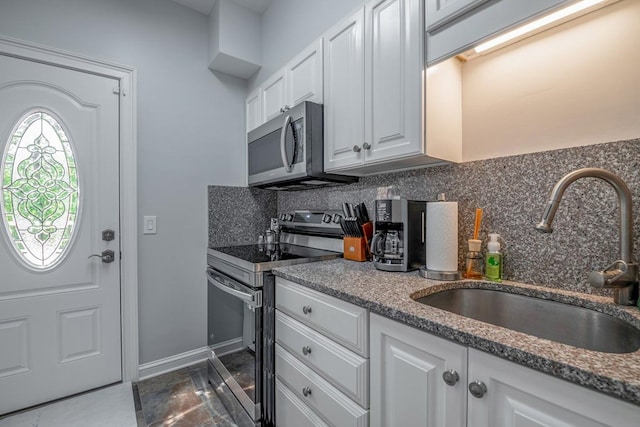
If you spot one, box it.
[208,186,277,247]
[210,138,640,295]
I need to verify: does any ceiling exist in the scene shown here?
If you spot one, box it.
[170,0,274,15]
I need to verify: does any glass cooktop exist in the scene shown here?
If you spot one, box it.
[207,243,341,272]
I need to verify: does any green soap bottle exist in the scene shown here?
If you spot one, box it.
[485,233,502,282]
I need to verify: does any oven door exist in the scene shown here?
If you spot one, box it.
[207,268,262,425]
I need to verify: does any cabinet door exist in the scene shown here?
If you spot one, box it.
[467,348,640,427]
[246,87,262,132]
[323,7,365,172]
[425,0,489,30]
[364,0,423,165]
[287,39,323,107]
[262,68,286,122]
[370,314,467,427]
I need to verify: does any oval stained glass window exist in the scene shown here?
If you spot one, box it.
[1,111,79,269]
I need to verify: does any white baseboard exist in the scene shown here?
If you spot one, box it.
[214,337,243,356]
[137,346,209,381]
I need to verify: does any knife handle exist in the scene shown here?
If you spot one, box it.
[342,203,351,218]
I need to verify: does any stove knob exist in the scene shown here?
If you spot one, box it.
[332,214,342,224]
[322,214,332,223]
[286,214,293,222]
[279,213,286,221]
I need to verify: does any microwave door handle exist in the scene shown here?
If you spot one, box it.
[207,271,256,305]
[280,115,293,172]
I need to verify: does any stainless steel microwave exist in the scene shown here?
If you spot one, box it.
[247,101,357,190]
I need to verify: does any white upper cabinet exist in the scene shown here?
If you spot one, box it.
[255,39,324,127]
[322,8,365,172]
[364,0,423,165]
[261,69,287,122]
[425,0,571,65]
[426,0,489,30]
[245,87,262,132]
[325,0,456,176]
[286,39,323,108]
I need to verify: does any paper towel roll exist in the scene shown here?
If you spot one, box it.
[426,201,458,272]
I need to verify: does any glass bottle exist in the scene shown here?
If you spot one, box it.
[464,239,483,279]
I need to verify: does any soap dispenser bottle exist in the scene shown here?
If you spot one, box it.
[485,233,503,282]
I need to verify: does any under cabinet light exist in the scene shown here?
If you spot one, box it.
[473,0,606,54]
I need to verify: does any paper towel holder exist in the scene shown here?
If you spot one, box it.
[421,193,461,281]
[419,266,461,281]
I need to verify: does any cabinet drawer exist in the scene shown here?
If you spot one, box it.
[276,311,369,407]
[276,278,369,357]
[276,344,369,427]
[276,378,329,427]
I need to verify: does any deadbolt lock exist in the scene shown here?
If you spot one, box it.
[102,229,115,242]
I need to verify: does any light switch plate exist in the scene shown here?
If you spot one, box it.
[143,216,157,234]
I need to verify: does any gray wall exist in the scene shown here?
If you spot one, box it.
[249,0,365,90]
[0,0,247,364]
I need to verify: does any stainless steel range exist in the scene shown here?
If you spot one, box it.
[206,210,344,426]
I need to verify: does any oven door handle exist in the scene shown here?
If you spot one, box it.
[206,270,261,307]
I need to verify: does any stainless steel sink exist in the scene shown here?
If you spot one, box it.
[414,288,640,353]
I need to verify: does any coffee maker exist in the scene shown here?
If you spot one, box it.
[371,198,426,272]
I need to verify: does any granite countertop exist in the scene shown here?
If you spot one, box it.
[272,258,640,406]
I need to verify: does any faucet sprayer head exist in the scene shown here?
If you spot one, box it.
[534,222,553,233]
[534,200,559,234]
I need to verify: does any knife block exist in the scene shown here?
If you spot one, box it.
[343,237,368,262]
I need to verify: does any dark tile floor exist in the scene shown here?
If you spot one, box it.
[132,362,237,427]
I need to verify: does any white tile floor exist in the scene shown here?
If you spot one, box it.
[0,382,137,427]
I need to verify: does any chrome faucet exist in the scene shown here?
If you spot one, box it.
[535,168,638,305]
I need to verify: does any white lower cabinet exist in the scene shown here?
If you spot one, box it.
[467,348,640,427]
[276,344,368,427]
[275,278,370,427]
[370,313,467,427]
[371,313,640,427]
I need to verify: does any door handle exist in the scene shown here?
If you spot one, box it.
[88,250,115,263]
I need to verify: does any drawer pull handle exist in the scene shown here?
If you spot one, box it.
[302,346,312,355]
[302,305,312,314]
[302,387,312,397]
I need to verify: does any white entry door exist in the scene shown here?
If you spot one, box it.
[0,54,121,415]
